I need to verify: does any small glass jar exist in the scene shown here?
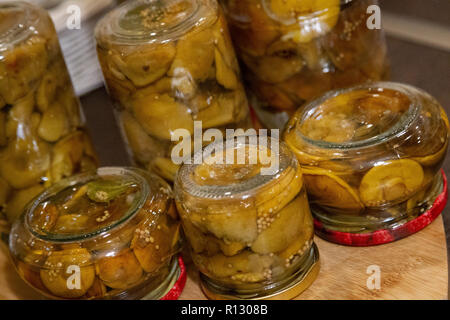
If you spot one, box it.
[9,167,182,300]
[284,82,449,244]
[95,0,251,182]
[175,136,319,299]
[0,2,98,225]
[221,0,389,128]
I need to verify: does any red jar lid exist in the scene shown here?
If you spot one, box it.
[314,170,448,246]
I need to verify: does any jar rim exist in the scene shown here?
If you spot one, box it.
[176,135,296,201]
[95,0,217,46]
[292,82,422,150]
[24,167,151,243]
[0,1,41,53]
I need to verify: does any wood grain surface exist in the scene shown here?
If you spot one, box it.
[1,216,446,300]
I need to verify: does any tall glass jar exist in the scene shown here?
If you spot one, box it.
[0,2,98,225]
[175,136,319,299]
[9,167,182,299]
[283,82,449,245]
[95,0,251,182]
[221,0,389,128]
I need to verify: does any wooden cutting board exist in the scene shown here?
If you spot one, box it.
[0,216,447,300]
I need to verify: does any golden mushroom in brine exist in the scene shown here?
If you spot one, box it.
[9,167,183,299]
[283,82,449,245]
[0,2,98,226]
[221,0,389,129]
[95,0,251,183]
[175,135,319,300]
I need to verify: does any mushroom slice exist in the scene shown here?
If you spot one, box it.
[180,218,220,256]
[113,43,176,87]
[121,112,165,165]
[303,167,364,211]
[215,49,238,90]
[266,0,340,42]
[198,250,274,282]
[50,131,95,183]
[255,165,303,217]
[0,136,51,189]
[131,214,179,273]
[252,191,311,254]
[169,27,215,81]
[38,101,70,142]
[189,205,258,245]
[97,249,143,289]
[195,93,235,129]
[411,139,448,167]
[40,248,95,298]
[359,159,424,207]
[131,93,194,141]
[225,0,280,57]
[0,36,48,104]
[242,51,303,84]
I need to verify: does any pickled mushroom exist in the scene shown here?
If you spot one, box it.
[303,167,363,211]
[132,215,178,273]
[50,131,91,183]
[131,93,194,141]
[199,250,274,282]
[255,165,303,217]
[40,248,95,298]
[0,136,51,189]
[36,71,58,112]
[359,159,424,207]
[112,43,176,87]
[243,52,304,84]
[226,0,280,57]
[169,27,215,81]
[0,36,48,104]
[252,192,310,254]
[196,93,235,128]
[97,249,143,289]
[215,49,238,90]
[189,206,258,245]
[52,214,90,234]
[38,101,70,142]
[121,112,165,164]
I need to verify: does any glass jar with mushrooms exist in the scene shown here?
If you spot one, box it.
[95,0,251,182]
[0,2,98,225]
[9,167,182,299]
[221,0,389,129]
[283,82,449,245]
[175,136,319,299]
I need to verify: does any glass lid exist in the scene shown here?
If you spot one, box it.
[25,167,150,242]
[177,135,295,200]
[96,0,217,45]
[295,82,421,150]
[0,1,40,53]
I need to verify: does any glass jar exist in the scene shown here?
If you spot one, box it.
[284,82,449,244]
[174,136,319,299]
[0,2,98,225]
[221,0,389,129]
[95,0,251,182]
[9,167,182,299]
